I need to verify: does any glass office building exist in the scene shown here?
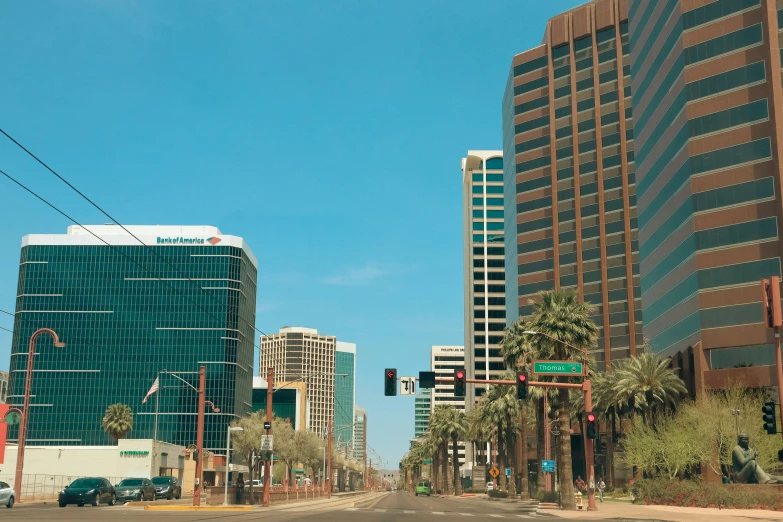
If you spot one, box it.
[334,342,356,450]
[413,388,431,438]
[502,0,642,371]
[629,0,783,376]
[6,225,257,452]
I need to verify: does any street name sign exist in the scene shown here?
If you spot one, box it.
[260,435,274,452]
[489,466,500,478]
[423,459,433,464]
[532,360,583,375]
[400,377,416,395]
[542,460,555,473]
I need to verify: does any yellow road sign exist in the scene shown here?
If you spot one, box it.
[489,466,500,478]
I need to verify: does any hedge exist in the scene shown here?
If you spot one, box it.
[631,478,783,511]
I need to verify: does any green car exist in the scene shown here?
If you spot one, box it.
[415,481,431,496]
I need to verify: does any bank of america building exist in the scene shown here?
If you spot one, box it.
[6,225,257,452]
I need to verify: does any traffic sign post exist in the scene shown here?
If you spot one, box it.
[400,377,416,395]
[489,466,500,479]
[542,460,555,473]
[261,435,274,452]
[532,360,584,375]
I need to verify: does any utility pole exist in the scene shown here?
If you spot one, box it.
[193,365,206,507]
[263,366,273,507]
[327,417,333,499]
[762,277,783,448]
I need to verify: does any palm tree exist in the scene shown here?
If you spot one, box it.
[523,289,598,510]
[465,406,490,466]
[482,373,522,497]
[102,403,134,442]
[430,405,466,494]
[612,352,688,425]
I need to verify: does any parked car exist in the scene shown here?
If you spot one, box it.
[486,481,495,492]
[114,478,156,502]
[151,476,181,500]
[415,481,431,496]
[58,477,116,507]
[0,480,15,508]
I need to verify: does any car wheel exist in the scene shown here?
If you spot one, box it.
[78,503,84,507]
[91,494,99,507]
[167,492,172,500]
[59,502,66,508]
[108,494,116,506]
[7,496,14,508]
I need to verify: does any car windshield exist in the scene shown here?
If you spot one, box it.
[70,478,101,488]
[151,477,172,485]
[418,482,429,487]
[119,479,144,486]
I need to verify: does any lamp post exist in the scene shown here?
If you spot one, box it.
[15,328,65,502]
[224,426,244,505]
[521,329,596,511]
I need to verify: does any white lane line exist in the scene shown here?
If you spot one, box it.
[433,512,446,515]
[374,508,387,512]
[460,513,475,516]
[345,508,359,511]
[489,515,504,518]
[404,510,416,514]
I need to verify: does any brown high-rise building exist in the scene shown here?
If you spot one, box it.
[630,0,783,388]
[503,0,640,371]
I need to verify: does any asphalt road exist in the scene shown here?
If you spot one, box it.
[2,491,562,521]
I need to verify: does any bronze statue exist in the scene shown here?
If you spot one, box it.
[732,433,783,484]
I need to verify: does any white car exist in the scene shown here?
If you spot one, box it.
[486,481,494,492]
[0,480,15,508]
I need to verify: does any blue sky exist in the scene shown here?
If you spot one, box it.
[0,0,582,467]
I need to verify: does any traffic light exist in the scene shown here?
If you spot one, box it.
[762,277,782,328]
[762,401,777,435]
[516,372,528,400]
[778,449,783,462]
[454,368,466,397]
[586,412,597,440]
[385,368,397,396]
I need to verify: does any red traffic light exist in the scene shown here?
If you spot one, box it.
[387,371,394,378]
[518,374,527,382]
[587,413,596,422]
[456,371,465,379]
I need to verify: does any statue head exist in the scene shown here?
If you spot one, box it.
[738,432,750,448]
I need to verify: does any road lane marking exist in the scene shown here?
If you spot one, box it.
[374,508,387,512]
[404,510,416,514]
[489,515,503,518]
[433,512,445,515]
[345,508,359,511]
[459,513,475,516]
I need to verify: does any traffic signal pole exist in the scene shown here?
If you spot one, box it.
[193,366,206,507]
[263,366,273,507]
[762,277,783,447]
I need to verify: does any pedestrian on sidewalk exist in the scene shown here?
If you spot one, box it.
[597,478,606,502]
[574,475,586,493]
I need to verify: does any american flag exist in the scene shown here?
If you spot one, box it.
[142,377,159,404]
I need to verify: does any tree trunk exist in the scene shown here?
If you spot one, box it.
[441,442,449,494]
[498,426,507,492]
[537,396,546,494]
[607,410,616,487]
[247,450,254,505]
[506,414,517,498]
[519,404,529,499]
[558,388,576,510]
[452,434,460,495]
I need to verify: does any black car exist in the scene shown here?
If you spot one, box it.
[114,478,156,502]
[58,477,116,507]
[151,476,182,500]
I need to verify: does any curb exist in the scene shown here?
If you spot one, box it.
[144,505,253,511]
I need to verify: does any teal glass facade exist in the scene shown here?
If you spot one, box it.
[252,388,298,428]
[414,388,430,438]
[7,239,257,452]
[630,0,780,365]
[334,350,355,448]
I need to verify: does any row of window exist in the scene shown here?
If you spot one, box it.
[472,185,503,195]
[630,0,679,104]
[684,24,762,66]
[683,0,758,30]
[472,197,503,207]
[686,61,765,102]
[473,271,506,282]
[472,173,504,182]
[473,246,504,256]
[472,234,504,244]
[473,221,504,231]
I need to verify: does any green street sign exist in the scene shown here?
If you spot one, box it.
[423,459,433,464]
[533,361,583,375]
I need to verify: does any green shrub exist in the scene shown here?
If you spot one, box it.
[488,489,508,499]
[631,478,783,510]
[535,490,559,503]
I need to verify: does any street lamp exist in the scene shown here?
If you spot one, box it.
[15,328,65,502]
[224,426,244,505]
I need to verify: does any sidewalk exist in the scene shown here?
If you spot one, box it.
[549,500,783,522]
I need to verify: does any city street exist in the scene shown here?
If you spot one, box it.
[1,492,562,521]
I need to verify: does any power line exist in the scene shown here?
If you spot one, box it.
[0,325,12,334]
[0,127,267,338]
[0,166,264,357]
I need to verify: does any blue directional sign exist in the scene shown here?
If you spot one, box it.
[542,460,555,473]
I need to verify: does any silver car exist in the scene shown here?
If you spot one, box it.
[0,480,15,508]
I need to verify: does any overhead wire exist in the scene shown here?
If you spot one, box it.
[0,127,268,338]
